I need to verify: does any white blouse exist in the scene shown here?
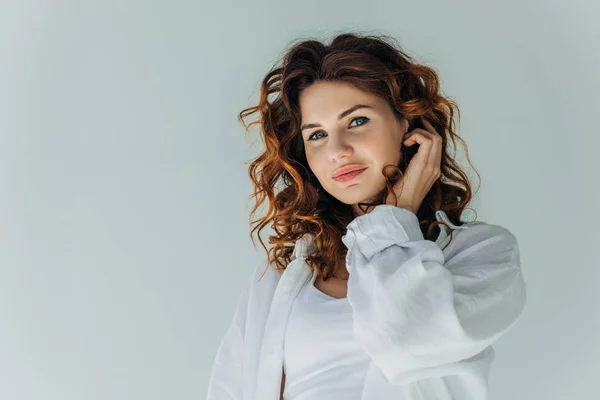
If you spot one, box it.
[206,204,527,400]
[282,273,371,399]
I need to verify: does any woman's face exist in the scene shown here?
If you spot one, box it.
[299,81,410,217]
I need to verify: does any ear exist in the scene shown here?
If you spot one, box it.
[400,117,412,136]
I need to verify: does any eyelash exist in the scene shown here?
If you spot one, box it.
[307,116,370,141]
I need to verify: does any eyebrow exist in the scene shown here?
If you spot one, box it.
[300,104,374,131]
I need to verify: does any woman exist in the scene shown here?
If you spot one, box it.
[206,32,527,400]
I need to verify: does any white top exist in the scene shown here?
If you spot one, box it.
[206,204,527,400]
[282,273,371,399]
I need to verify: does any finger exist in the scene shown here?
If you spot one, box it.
[429,139,442,175]
[416,119,442,170]
[404,129,441,174]
[403,131,433,169]
[420,118,438,135]
[422,119,443,169]
[403,129,435,147]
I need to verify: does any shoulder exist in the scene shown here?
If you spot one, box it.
[454,220,518,246]
[444,220,520,267]
[246,256,282,298]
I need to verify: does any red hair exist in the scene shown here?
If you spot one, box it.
[238,32,479,282]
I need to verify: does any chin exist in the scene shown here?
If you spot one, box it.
[326,182,386,206]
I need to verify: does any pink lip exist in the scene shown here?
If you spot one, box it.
[332,164,368,178]
[332,167,367,182]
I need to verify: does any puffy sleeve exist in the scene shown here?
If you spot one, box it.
[206,268,253,400]
[341,204,527,386]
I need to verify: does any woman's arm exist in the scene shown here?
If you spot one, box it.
[342,204,527,386]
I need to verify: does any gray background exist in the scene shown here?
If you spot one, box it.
[1,0,598,399]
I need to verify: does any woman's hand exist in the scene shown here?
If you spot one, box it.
[384,117,443,214]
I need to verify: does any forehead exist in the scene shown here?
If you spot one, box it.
[299,81,384,119]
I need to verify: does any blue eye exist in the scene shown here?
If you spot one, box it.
[307,116,370,141]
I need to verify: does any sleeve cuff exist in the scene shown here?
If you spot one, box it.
[341,204,424,259]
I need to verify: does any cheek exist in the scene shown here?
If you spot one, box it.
[305,152,326,180]
[365,139,398,162]
[378,133,403,159]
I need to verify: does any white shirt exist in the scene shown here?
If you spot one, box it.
[282,272,371,399]
[206,204,527,400]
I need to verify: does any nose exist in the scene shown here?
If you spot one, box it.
[327,136,354,163]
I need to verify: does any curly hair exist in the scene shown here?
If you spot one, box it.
[238,32,480,283]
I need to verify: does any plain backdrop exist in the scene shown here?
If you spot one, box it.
[1,1,599,399]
